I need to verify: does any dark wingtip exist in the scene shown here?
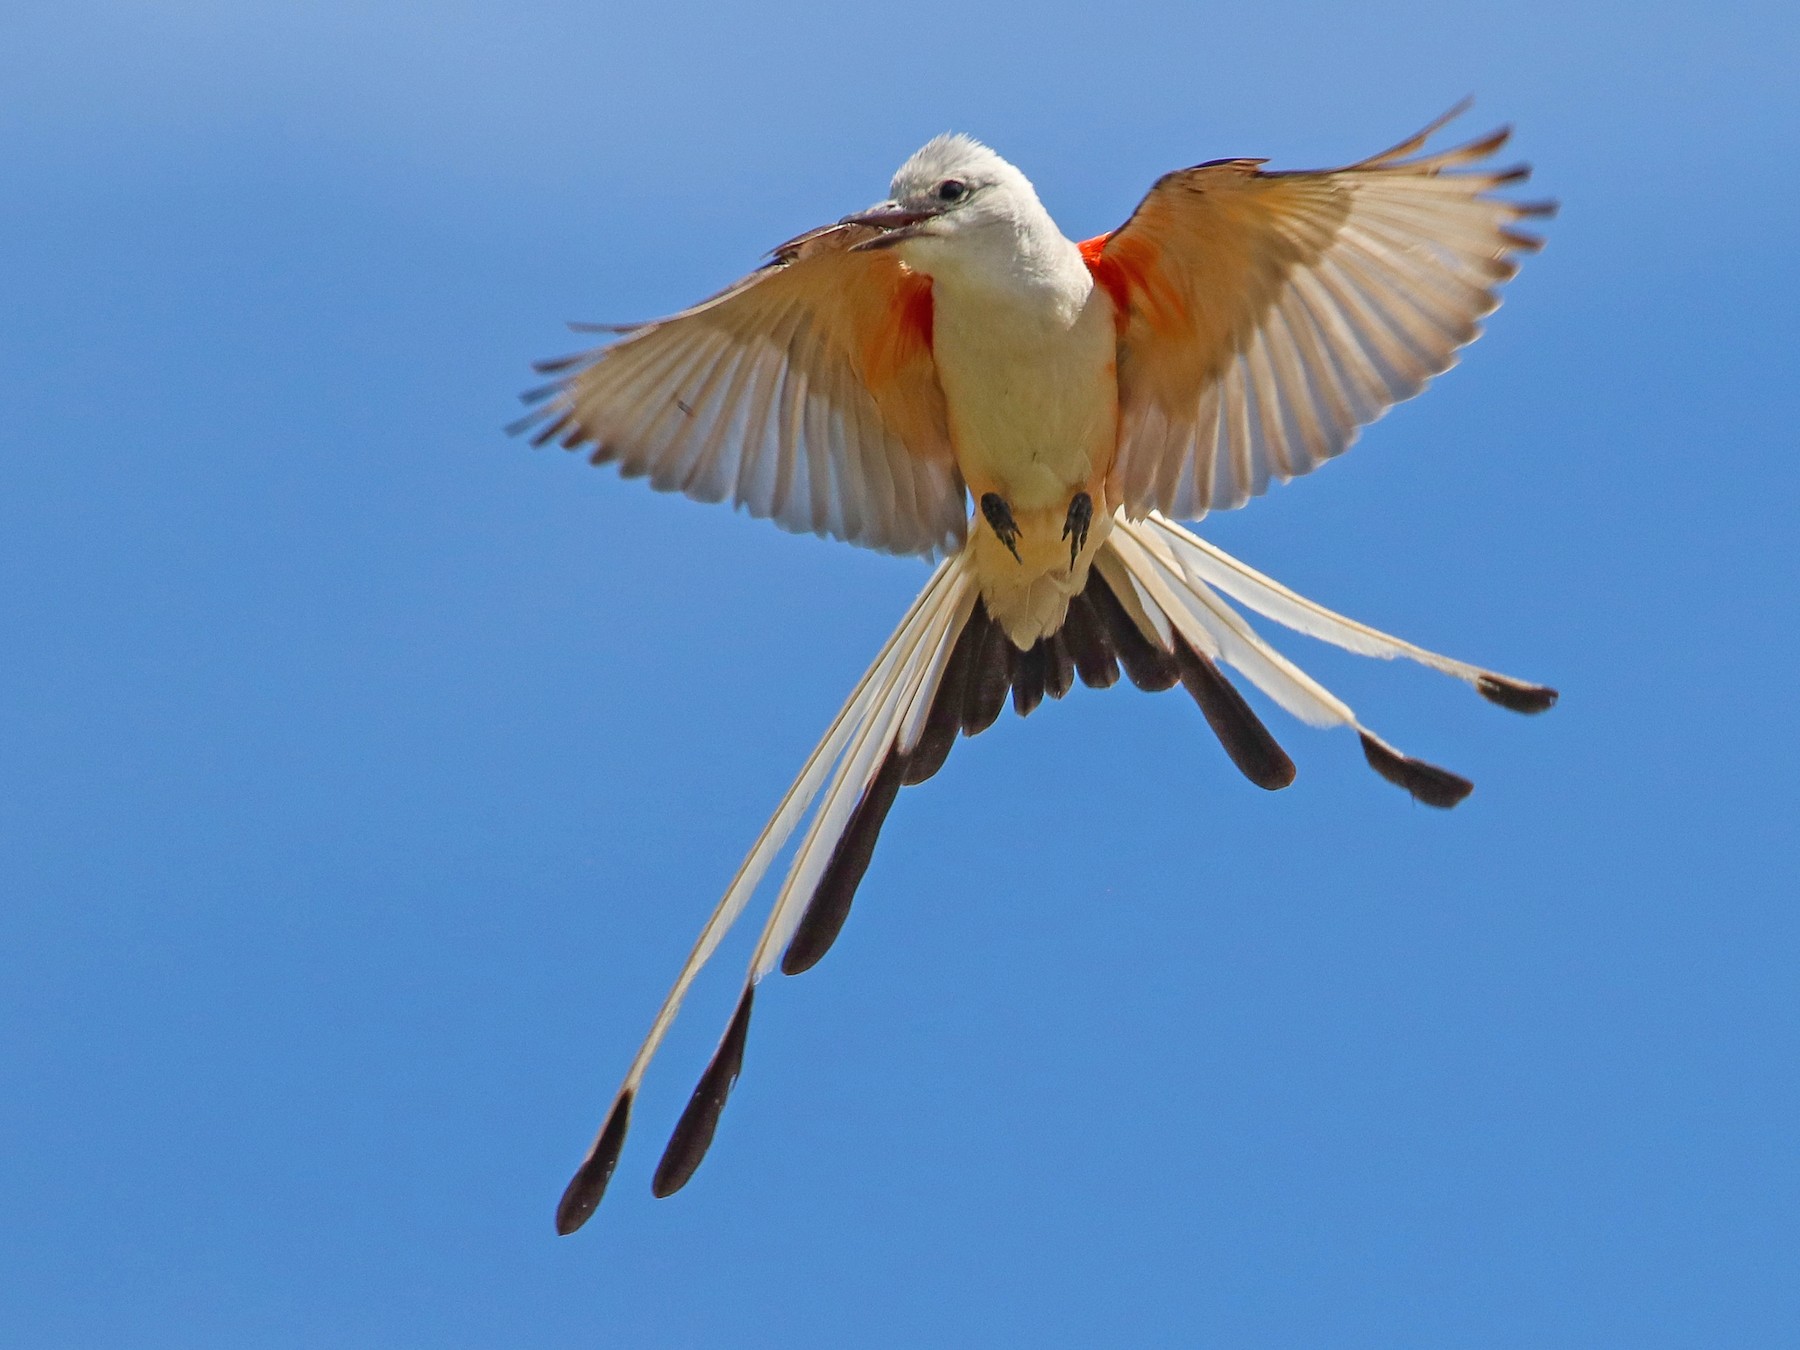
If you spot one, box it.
[1359,733,1474,809]
[651,988,754,1199]
[567,320,646,334]
[503,410,548,439]
[1476,675,1559,714]
[555,1089,634,1235]
[532,352,591,375]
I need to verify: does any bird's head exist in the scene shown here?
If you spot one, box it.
[839,134,1049,277]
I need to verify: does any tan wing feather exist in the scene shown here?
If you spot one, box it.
[519,222,968,557]
[1089,110,1552,521]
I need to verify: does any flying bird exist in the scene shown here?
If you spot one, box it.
[517,104,1557,1234]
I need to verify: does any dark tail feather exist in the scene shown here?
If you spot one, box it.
[1062,592,1120,689]
[555,1090,634,1235]
[1084,567,1180,691]
[901,604,984,786]
[1359,733,1474,808]
[652,988,755,1198]
[1171,641,1296,790]
[782,753,907,975]
[1012,641,1048,717]
[778,569,1307,978]
[1477,674,1559,714]
[961,609,1014,734]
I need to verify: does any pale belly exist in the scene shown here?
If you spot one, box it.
[932,289,1120,647]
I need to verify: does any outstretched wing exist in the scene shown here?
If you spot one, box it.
[1086,105,1552,521]
[519,221,968,558]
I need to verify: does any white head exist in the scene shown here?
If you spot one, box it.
[839,135,1061,279]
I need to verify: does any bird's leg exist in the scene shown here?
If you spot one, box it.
[980,492,1022,564]
[1062,492,1092,570]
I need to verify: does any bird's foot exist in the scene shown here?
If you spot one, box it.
[981,493,1022,564]
[1062,492,1092,570]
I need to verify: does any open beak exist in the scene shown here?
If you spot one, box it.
[839,201,941,250]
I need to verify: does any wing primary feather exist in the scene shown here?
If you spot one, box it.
[567,320,649,334]
[1358,99,1477,166]
[554,1090,633,1236]
[525,412,573,447]
[532,351,595,376]
[651,988,755,1197]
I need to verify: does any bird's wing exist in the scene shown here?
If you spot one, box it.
[1087,105,1551,521]
[517,220,967,557]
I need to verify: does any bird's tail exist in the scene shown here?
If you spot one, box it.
[553,512,1555,1233]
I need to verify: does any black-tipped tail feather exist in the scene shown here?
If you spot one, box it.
[1359,733,1475,808]
[779,567,1295,978]
[783,753,907,976]
[563,527,1545,1227]
[652,988,754,1198]
[555,1090,633,1235]
[1477,673,1559,714]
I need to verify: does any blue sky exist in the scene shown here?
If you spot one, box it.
[4,1,1797,1345]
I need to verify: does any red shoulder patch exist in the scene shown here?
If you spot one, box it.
[860,269,935,393]
[894,270,934,353]
[1078,233,1131,334]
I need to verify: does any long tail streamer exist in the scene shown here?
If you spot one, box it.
[555,512,1555,1232]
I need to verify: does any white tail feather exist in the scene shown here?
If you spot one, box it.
[614,554,971,1094]
[749,569,974,979]
[1112,522,1354,728]
[1143,512,1531,690]
[572,509,1543,1214]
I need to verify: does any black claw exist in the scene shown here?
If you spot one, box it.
[980,492,1022,563]
[1062,492,1092,569]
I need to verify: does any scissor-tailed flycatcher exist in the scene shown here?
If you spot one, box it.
[517,104,1557,1234]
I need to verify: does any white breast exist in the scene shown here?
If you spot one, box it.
[926,245,1117,512]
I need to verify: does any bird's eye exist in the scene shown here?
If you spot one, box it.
[936,179,968,203]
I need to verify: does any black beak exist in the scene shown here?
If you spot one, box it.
[839,201,940,249]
